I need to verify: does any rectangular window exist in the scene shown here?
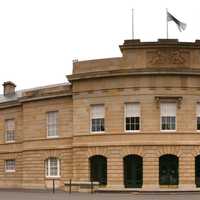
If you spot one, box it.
[91,105,105,132]
[5,159,15,172]
[46,158,60,177]
[197,103,200,131]
[47,111,58,138]
[160,103,176,131]
[5,119,15,142]
[125,103,140,132]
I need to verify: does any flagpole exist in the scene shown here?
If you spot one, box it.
[132,8,134,39]
[166,8,168,39]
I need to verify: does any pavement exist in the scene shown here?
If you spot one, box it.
[0,190,200,200]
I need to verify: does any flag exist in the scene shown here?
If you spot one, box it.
[167,11,186,32]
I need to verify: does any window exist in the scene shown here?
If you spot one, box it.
[197,104,200,131]
[45,158,60,177]
[125,103,140,132]
[5,119,15,142]
[5,159,15,172]
[160,103,176,131]
[47,111,58,138]
[91,105,105,132]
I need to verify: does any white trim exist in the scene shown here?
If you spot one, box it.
[90,105,105,133]
[46,158,60,178]
[160,103,176,131]
[46,111,59,138]
[124,103,141,132]
[5,160,16,173]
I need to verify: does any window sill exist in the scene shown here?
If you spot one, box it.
[47,136,59,139]
[160,130,176,132]
[5,170,15,173]
[125,130,140,133]
[45,176,60,179]
[5,141,15,144]
[90,131,105,134]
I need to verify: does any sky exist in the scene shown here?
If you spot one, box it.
[0,0,199,92]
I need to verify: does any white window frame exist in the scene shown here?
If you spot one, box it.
[5,159,16,173]
[160,103,176,132]
[47,111,59,138]
[5,119,15,143]
[45,158,60,178]
[90,104,105,133]
[124,103,141,133]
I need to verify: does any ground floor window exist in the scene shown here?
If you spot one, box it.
[123,154,143,188]
[159,154,179,186]
[5,159,16,172]
[45,158,60,178]
[89,155,107,185]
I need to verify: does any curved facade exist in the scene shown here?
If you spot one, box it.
[1,39,200,190]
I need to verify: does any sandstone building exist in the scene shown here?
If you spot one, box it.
[1,39,200,190]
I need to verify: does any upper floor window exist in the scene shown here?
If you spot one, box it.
[91,105,105,132]
[125,103,140,132]
[47,111,58,138]
[5,159,16,172]
[5,119,15,143]
[45,157,60,178]
[160,103,176,131]
[197,103,200,131]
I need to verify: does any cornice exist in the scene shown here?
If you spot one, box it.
[67,67,200,81]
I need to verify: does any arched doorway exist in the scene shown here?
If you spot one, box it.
[123,154,143,188]
[89,155,107,185]
[195,155,200,187]
[159,154,179,186]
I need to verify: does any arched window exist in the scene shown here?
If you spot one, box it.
[195,155,200,187]
[45,157,60,178]
[159,154,178,186]
[123,154,143,188]
[89,155,107,185]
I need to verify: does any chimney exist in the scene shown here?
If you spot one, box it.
[3,81,16,96]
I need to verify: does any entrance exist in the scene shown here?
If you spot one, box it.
[159,154,179,186]
[195,155,200,187]
[123,154,143,188]
[89,155,107,185]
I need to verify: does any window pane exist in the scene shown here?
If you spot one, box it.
[47,112,58,137]
[91,118,104,132]
[5,160,15,172]
[5,119,15,142]
[161,116,176,130]
[47,158,59,177]
[126,117,140,131]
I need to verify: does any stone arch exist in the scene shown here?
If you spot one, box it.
[43,150,63,160]
[87,147,109,158]
[191,146,200,157]
[156,146,182,157]
[120,146,144,158]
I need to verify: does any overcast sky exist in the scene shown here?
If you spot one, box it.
[0,0,198,92]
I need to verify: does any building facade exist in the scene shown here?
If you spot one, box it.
[1,39,200,190]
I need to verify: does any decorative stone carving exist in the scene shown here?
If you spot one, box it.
[147,50,190,67]
[171,50,185,64]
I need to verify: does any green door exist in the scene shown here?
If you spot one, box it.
[195,155,200,187]
[90,155,107,185]
[159,155,179,186]
[124,155,143,188]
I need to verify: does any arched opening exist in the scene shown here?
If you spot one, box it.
[89,155,107,185]
[159,154,179,186]
[123,154,143,188]
[195,155,200,187]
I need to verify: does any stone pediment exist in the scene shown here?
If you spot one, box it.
[147,49,190,67]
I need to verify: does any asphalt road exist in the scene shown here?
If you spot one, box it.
[0,190,200,200]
